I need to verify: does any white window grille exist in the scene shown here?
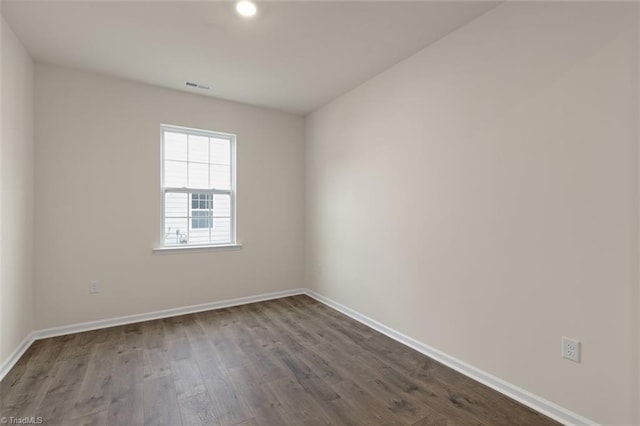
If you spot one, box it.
[161,124,236,247]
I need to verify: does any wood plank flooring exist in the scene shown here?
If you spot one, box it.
[0,295,559,425]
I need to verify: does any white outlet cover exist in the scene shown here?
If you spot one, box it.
[561,336,580,363]
[89,280,100,294]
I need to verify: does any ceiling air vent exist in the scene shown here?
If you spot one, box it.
[185,81,211,91]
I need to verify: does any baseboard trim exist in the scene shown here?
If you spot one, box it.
[0,287,595,426]
[0,288,305,382]
[0,331,36,382]
[34,288,306,340]
[304,289,597,426]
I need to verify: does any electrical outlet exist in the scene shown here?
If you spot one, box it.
[562,337,580,363]
[89,280,100,294]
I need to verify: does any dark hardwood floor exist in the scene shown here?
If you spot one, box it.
[0,295,559,425]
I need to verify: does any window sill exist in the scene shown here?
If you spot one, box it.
[152,243,242,254]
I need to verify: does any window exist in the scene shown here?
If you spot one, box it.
[161,125,235,247]
[191,194,213,229]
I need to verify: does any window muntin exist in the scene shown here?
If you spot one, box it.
[161,125,235,246]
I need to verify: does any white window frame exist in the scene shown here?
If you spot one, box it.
[155,124,239,253]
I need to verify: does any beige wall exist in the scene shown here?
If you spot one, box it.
[306,2,638,424]
[34,64,305,329]
[636,3,640,420]
[1,18,35,364]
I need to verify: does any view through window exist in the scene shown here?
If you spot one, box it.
[161,125,235,246]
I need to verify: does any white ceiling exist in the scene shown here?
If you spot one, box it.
[2,1,498,115]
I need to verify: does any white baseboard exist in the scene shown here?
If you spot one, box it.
[0,288,305,381]
[0,331,36,382]
[34,288,306,340]
[303,289,596,426]
[0,286,595,426]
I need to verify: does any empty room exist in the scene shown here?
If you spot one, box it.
[1,0,639,425]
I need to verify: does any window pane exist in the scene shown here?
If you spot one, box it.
[190,193,210,212]
[164,160,187,187]
[211,218,231,244]
[210,164,231,190]
[164,132,187,161]
[211,138,231,165]
[191,211,212,229]
[189,230,211,245]
[165,192,188,217]
[213,194,231,217]
[164,217,189,245]
[188,162,209,188]
[188,135,209,163]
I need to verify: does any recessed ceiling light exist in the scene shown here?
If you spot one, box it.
[236,0,257,18]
